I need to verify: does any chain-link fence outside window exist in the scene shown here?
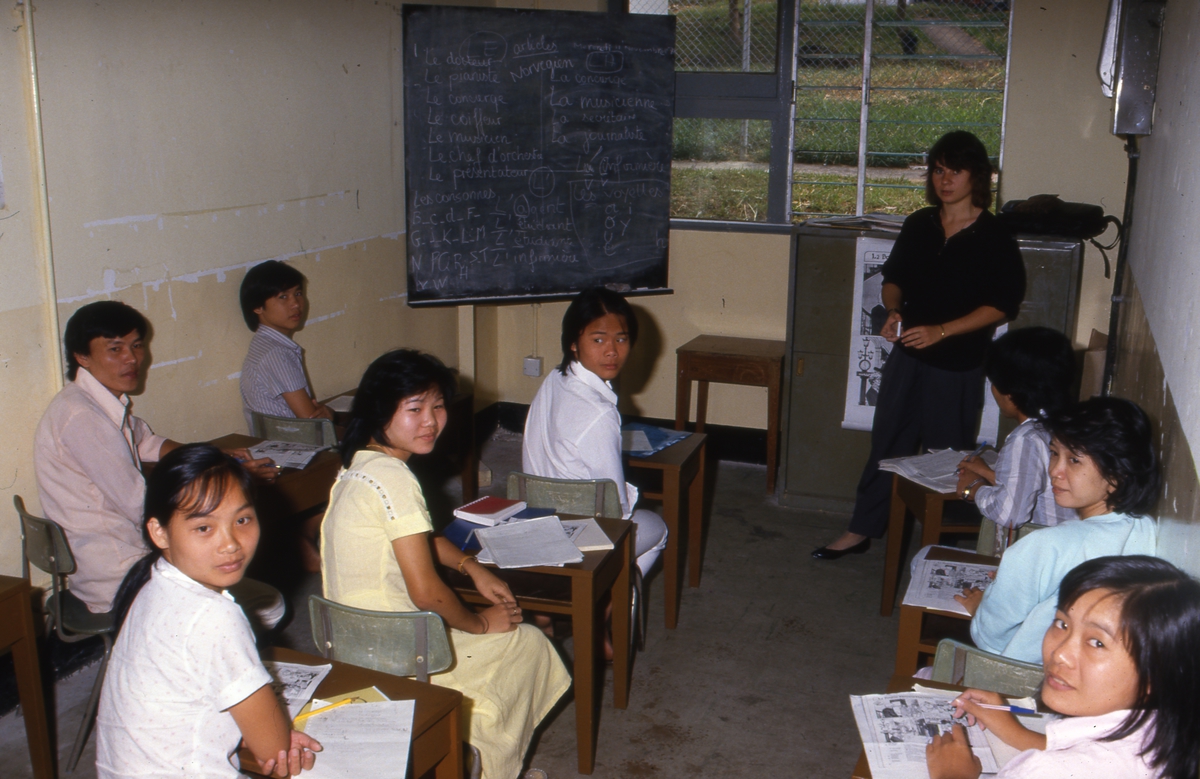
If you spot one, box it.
[794,1,1010,220]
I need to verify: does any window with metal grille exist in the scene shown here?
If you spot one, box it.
[639,0,1011,226]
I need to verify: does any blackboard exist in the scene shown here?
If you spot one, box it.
[403,5,676,305]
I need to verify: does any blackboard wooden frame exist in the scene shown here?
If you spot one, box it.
[403,5,676,306]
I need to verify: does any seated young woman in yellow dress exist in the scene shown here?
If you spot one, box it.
[320,349,571,779]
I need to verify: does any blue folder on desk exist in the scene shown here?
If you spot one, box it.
[621,422,691,457]
[443,507,557,552]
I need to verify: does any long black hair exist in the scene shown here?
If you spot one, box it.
[112,444,254,630]
[340,349,457,468]
[1043,397,1159,516]
[1056,556,1200,779]
[924,130,994,210]
[984,326,1075,420]
[557,287,639,374]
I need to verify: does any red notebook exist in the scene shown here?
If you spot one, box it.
[453,496,528,526]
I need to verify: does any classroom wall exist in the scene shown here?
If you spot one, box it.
[0,0,461,578]
[1001,0,1129,347]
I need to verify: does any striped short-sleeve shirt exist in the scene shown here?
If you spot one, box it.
[239,325,309,431]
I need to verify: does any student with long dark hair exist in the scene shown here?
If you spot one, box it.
[322,350,569,779]
[928,555,1200,779]
[97,445,320,779]
[522,287,668,577]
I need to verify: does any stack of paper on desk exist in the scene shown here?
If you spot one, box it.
[475,516,584,568]
[903,555,998,616]
[249,440,327,470]
[850,690,999,779]
[559,518,615,552]
[300,699,416,779]
[878,448,1000,494]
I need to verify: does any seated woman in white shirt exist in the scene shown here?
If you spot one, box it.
[523,287,668,578]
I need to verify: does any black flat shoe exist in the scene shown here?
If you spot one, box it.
[811,538,871,560]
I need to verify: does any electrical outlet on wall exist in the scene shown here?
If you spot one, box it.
[523,356,543,377]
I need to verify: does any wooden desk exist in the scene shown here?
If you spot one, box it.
[449,517,634,775]
[674,335,785,493]
[893,547,995,678]
[627,431,707,627]
[0,576,54,779]
[249,647,463,779]
[881,475,982,617]
[211,433,341,520]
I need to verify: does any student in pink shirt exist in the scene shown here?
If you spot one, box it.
[33,301,281,624]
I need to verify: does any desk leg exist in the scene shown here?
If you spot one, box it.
[687,440,706,589]
[694,381,709,432]
[571,575,597,775]
[894,606,924,678]
[11,596,55,779]
[433,708,464,779]
[881,476,906,617]
[662,465,682,630]
[765,365,780,495]
[611,531,632,710]
[921,495,945,548]
[675,368,690,431]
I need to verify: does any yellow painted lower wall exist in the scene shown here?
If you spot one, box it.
[485,228,792,428]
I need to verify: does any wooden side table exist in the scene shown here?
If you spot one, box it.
[0,575,55,779]
[674,335,786,493]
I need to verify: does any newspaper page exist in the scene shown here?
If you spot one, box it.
[262,660,332,719]
[902,558,998,616]
[878,449,1000,493]
[850,691,998,779]
[248,440,326,470]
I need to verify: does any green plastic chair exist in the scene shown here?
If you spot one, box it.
[930,638,1044,699]
[250,411,337,448]
[16,496,118,773]
[506,472,623,518]
[308,595,453,683]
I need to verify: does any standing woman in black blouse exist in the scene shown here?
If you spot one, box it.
[813,131,1026,559]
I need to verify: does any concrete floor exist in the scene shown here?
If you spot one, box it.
[0,430,905,778]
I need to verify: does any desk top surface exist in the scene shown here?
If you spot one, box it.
[677,335,786,359]
[627,431,706,468]
[0,575,28,599]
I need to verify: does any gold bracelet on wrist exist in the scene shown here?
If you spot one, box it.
[458,554,476,574]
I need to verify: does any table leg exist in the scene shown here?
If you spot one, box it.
[571,575,597,775]
[611,530,632,710]
[687,439,706,589]
[881,476,906,617]
[765,365,781,495]
[10,593,55,779]
[894,606,924,677]
[662,464,682,630]
[433,707,464,779]
[694,380,709,432]
[674,366,691,431]
[920,495,945,548]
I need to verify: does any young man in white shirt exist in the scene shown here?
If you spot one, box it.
[33,301,283,626]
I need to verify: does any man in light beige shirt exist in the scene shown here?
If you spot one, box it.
[34,301,283,624]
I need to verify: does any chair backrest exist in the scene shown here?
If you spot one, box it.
[308,595,453,683]
[931,638,1044,699]
[15,495,76,581]
[506,471,623,518]
[975,517,1050,557]
[250,412,337,447]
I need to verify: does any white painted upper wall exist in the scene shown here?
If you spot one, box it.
[1125,1,1200,461]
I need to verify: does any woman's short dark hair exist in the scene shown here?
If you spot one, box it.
[558,287,639,374]
[1056,556,1200,779]
[239,261,306,331]
[1043,397,1159,516]
[63,301,149,381]
[924,130,994,210]
[341,349,458,467]
[984,327,1076,420]
[113,444,254,630]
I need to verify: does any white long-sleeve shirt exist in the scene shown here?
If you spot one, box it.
[522,362,638,518]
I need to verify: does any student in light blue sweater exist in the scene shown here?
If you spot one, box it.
[959,397,1159,664]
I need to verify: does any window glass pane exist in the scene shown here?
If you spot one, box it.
[632,0,777,73]
[672,118,770,221]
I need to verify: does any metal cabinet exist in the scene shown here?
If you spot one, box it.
[778,225,1083,512]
